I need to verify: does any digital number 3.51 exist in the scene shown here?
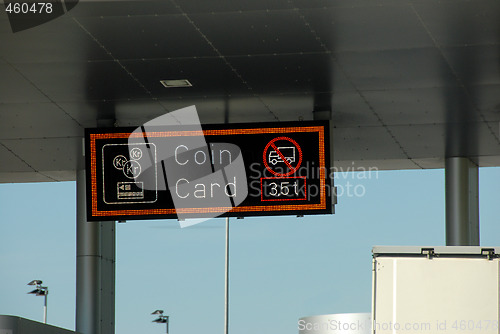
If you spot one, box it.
[5,2,53,14]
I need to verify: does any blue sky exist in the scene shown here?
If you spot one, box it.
[1,167,499,334]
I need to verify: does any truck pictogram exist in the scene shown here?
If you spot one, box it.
[268,147,295,165]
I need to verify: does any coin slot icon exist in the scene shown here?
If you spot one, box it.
[130,147,143,160]
[102,143,157,205]
[113,155,128,170]
[123,160,141,179]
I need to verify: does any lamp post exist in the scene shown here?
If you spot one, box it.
[151,310,169,334]
[27,280,48,323]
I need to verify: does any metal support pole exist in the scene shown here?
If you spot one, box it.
[445,157,479,246]
[76,168,116,334]
[76,169,101,334]
[224,217,229,334]
[99,220,116,334]
[43,293,47,324]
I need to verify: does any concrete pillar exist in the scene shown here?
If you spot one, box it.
[445,157,479,246]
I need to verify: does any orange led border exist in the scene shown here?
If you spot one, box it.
[89,126,326,218]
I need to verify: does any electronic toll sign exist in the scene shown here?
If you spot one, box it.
[85,120,332,221]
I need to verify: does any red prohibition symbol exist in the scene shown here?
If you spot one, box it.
[263,136,303,176]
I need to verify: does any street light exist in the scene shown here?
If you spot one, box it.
[27,280,48,323]
[151,309,169,334]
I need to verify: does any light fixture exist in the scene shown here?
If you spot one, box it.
[153,317,168,324]
[151,309,169,333]
[27,280,43,286]
[27,279,48,323]
[28,288,48,296]
[160,79,192,88]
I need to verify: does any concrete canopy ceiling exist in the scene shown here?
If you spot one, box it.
[1,0,500,182]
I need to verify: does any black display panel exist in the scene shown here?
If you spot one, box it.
[85,121,332,221]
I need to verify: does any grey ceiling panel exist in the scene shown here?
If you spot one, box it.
[171,96,275,124]
[122,58,249,98]
[1,137,81,171]
[177,0,293,13]
[333,126,406,161]
[228,53,347,95]
[119,96,277,126]
[0,62,50,103]
[303,4,433,52]
[484,122,500,149]
[114,99,170,126]
[0,102,82,139]
[0,172,55,183]
[70,1,181,17]
[294,0,411,7]
[442,45,500,87]
[334,158,419,171]
[0,144,33,172]
[460,121,500,158]
[258,95,315,122]
[336,48,458,90]
[485,121,500,146]
[469,84,500,121]
[161,96,277,124]
[117,97,231,126]
[15,61,149,102]
[0,11,10,33]
[411,157,445,169]
[413,0,500,47]
[389,122,500,159]
[59,101,103,129]
[42,170,76,181]
[189,10,323,55]
[475,155,500,167]
[76,15,218,60]
[0,18,111,63]
[159,97,228,125]
[331,92,380,128]
[388,124,446,159]
[224,97,278,123]
[0,8,69,34]
[362,87,480,125]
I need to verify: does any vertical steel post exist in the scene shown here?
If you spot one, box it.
[43,292,47,324]
[445,157,479,246]
[76,169,100,334]
[76,154,116,334]
[99,220,116,334]
[468,164,480,245]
